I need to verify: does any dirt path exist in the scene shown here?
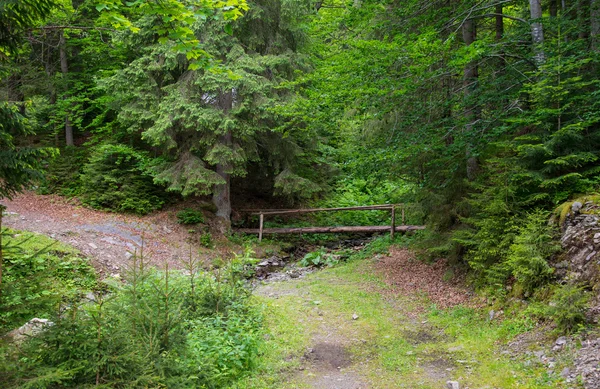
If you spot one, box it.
[256,281,369,389]
[250,250,479,389]
[1,192,205,276]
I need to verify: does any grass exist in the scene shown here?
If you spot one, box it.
[1,228,97,333]
[236,250,577,388]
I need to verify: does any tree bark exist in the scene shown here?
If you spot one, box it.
[592,0,600,50]
[212,90,234,228]
[578,0,590,39]
[529,0,546,65]
[463,19,479,181]
[59,31,73,146]
[495,4,504,41]
[7,72,25,115]
[550,0,558,17]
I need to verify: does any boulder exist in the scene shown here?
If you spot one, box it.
[7,318,54,343]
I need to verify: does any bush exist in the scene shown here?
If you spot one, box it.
[177,208,205,225]
[505,210,560,295]
[0,254,264,389]
[79,144,167,215]
[300,247,339,267]
[0,230,96,333]
[549,284,590,333]
[38,146,88,196]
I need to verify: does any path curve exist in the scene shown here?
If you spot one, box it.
[1,192,204,276]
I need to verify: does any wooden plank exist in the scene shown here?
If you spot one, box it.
[246,204,396,216]
[237,225,425,234]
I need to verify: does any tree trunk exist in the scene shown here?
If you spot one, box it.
[212,90,234,229]
[550,0,558,17]
[592,0,600,50]
[578,0,590,39]
[7,72,25,115]
[529,0,546,65]
[59,31,73,146]
[0,207,4,293]
[463,19,479,181]
[495,4,504,41]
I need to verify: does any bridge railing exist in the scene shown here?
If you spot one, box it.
[238,204,424,242]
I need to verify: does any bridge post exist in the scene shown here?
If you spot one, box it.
[259,213,264,243]
[391,205,396,239]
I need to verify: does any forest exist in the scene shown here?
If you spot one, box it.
[1,0,600,388]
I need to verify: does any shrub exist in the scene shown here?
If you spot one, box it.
[505,210,560,295]
[177,208,205,225]
[300,247,339,267]
[0,230,96,333]
[38,146,88,196]
[79,144,167,215]
[1,256,264,388]
[549,284,590,333]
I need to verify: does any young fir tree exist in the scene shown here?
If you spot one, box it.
[105,0,318,228]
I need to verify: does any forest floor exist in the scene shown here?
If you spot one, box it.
[1,193,589,388]
[1,192,212,276]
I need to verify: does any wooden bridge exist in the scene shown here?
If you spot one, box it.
[237,204,425,242]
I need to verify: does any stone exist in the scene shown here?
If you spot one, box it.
[88,242,98,249]
[352,313,359,320]
[125,252,133,260]
[555,336,568,346]
[446,381,460,389]
[7,318,54,343]
[561,367,571,378]
[488,309,495,321]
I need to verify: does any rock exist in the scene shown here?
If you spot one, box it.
[488,309,495,321]
[561,367,571,378]
[446,381,460,389]
[352,313,359,320]
[7,318,54,343]
[85,292,96,302]
[125,252,133,260]
[572,201,583,213]
[555,336,568,346]
[88,242,98,249]
[258,261,269,267]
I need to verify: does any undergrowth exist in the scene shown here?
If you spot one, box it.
[0,234,264,389]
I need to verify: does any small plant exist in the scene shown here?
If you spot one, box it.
[300,247,339,267]
[549,284,589,333]
[200,232,213,248]
[177,208,205,225]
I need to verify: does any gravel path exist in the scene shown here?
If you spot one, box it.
[1,192,203,276]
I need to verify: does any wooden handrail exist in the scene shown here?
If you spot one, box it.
[245,204,400,216]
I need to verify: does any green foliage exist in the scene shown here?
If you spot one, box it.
[1,251,264,388]
[0,229,96,334]
[79,144,167,215]
[199,231,213,248]
[299,247,339,267]
[177,208,205,225]
[38,147,88,196]
[96,0,249,70]
[548,284,590,333]
[0,0,57,56]
[505,211,560,295]
[0,103,57,199]
[186,309,262,386]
